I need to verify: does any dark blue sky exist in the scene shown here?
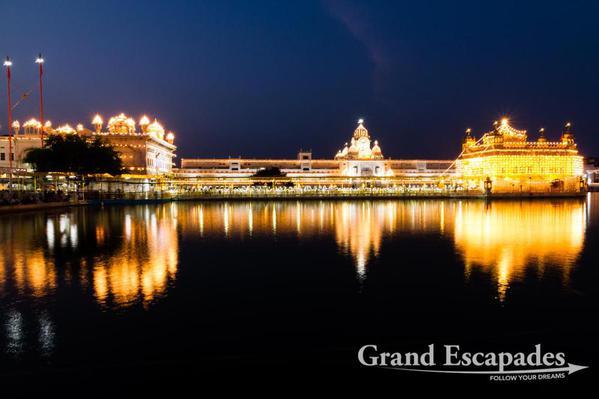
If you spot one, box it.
[1,0,598,160]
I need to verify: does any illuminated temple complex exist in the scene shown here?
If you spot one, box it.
[457,119,585,194]
[177,119,453,184]
[0,114,589,196]
[0,113,176,175]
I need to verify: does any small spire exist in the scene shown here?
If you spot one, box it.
[565,122,572,133]
[538,127,547,143]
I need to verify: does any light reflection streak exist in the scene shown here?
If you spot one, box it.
[0,197,591,357]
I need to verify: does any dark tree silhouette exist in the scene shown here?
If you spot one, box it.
[24,135,123,176]
[252,167,286,177]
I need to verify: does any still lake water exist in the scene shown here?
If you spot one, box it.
[1,195,598,383]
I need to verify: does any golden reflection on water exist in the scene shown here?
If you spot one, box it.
[179,198,588,298]
[454,200,586,301]
[0,197,593,357]
[0,197,592,310]
[0,205,178,309]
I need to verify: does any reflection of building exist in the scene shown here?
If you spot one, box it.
[92,205,179,307]
[0,113,177,176]
[0,205,178,309]
[176,200,454,278]
[454,200,586,301]
[177,119,453,183]
[457,119,585,194]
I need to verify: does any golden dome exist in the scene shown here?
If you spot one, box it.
[353,120,370,139]
[140,115,150,126]
[372,140,382,153]
[23,118,42,129]
[147,119,165,139]
[56,124,76,134]
[107,113,136,134]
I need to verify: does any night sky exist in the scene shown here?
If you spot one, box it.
[1,0,598,160]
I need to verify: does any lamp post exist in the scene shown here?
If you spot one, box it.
[4,57,13,190]
[35,53,45,146]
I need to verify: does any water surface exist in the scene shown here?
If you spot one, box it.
[1,195,598,381]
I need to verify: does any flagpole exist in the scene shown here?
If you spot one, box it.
[35,54,45,146]
[3,57,13,191]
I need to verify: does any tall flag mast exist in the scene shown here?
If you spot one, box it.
[3,56,13,187]
[35,53,45,146]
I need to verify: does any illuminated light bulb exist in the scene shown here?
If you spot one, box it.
[166,132,175,142]
[76,123,84,132]
[35,53,44,64]
[11,120,20,129]
[44,120,52,127]
[92,114,103,125]
[3,57,12,67]
[501,118,509,126]
[358,118,364,124]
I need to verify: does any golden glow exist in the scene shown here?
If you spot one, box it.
[56,124,76,134]
[335,119,385,160]
[0,199,591,307]
[107,113,136,134]
[11,120,20,129]
[147,119,165,139]
[0,207,177,309]
[23,118,42,129]
[454,200,585,301]
[139,115,150,125]
[92,114,103,125]
[458,119,583,193]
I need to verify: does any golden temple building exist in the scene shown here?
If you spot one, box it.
[457,119,585,194]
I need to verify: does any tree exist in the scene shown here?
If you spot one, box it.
[24,134,123,176]
[252,167,286,178]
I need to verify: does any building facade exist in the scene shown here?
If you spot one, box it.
[175,120,455,186]
[0,113,177,177]
[457,119,585,194]
[0,119,44,172]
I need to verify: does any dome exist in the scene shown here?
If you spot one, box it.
[56,124,76,134]
[372,140,382,153]
[139,115,150,126]
[147,119,165,139]
[348,138,358,154]
[107,113,136,134]
[23,118,42,129]
[353,120,370,139]
[92,114,103,125]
